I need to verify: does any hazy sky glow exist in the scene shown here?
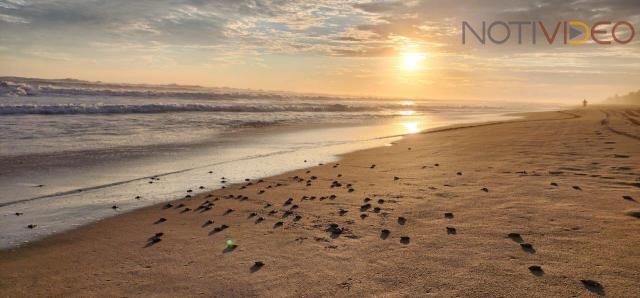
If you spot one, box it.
[1,0,639,102]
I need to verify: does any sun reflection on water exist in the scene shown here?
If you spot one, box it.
[399,110,415,116]
[402,121,420,134]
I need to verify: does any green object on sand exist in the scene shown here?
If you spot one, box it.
[226,239,234,247]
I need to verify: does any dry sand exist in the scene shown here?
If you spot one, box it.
[1,107,639,297]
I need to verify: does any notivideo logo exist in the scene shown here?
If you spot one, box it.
[462,21,635,45]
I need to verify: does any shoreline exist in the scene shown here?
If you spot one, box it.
[0,108,621,245]
[0,110,525,249]
[1,107,639,296]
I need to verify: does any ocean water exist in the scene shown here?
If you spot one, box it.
[0,77,557,249]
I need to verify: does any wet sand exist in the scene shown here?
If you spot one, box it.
[1,107,639,297]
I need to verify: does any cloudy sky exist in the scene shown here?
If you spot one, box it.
[1,0,639,102]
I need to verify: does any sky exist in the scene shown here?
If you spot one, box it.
[1,0,639,102]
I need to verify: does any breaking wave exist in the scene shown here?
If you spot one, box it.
[0,103,375,115]
[0,78,353,101]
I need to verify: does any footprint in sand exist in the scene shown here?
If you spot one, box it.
[209,225,229,236]
[400,236,411,244]
[327,224,344,238]
[145,233,163,247]
[223,244,238,253]
[397,217,407,225]
[528,265,544,276]
[380,229,390,240]
[446,227,457,235]
[250,261,265,273]
[626,211,640,219]
[520,243,536,253]
[581,279,605,295]
[444,212,454,219]
[508,233,523,243]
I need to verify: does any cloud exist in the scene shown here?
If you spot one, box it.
[0,12,27,23]
[353,1,408,14]
[0,0,639,99]
[2,0,635,56]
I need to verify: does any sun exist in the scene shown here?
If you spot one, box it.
[401,52,427,71]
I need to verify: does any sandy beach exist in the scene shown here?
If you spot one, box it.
[1,107,639,297]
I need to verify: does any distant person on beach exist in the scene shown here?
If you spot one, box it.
[583,99,588,107]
